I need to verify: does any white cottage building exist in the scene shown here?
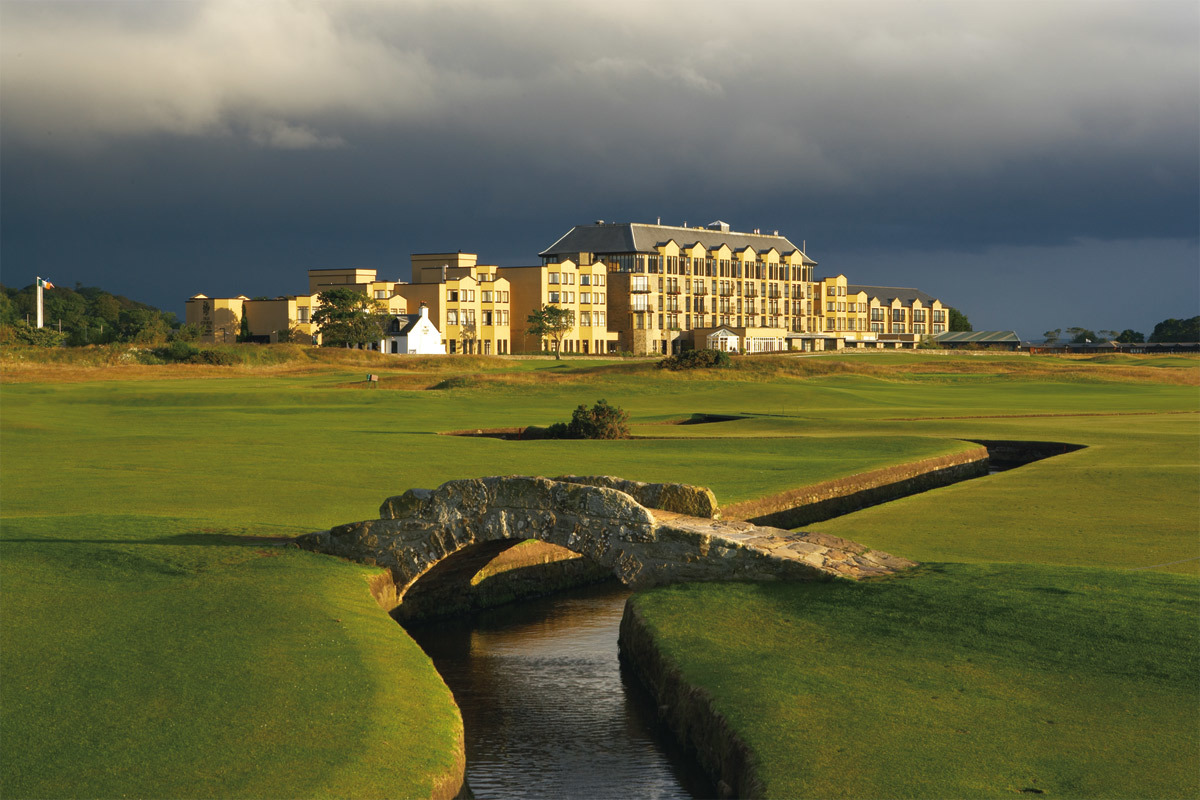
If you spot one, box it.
[383,306,447,355]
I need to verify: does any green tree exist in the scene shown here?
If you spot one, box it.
[948,307,972,332]
[1149,316,1200,343]
[88,294,123,329]
[171,323,205,343]
[1066,327,1098,344]
[546,399,630,439]
[0,291,18,326]
[4,320,67,347]
[1042,329,1063,344]
[526,304,575,359]
[312,288,384,348]
[1115,329,1145,343]
[117,308,171,344]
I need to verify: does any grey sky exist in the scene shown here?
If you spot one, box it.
[2,0,1196,337]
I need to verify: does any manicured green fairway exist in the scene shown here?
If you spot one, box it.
[2,349,1197,798]
[633,565,1198,799]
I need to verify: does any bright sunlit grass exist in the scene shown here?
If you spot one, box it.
[1,349,1196,798]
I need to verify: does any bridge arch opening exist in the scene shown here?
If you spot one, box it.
[393,539,613,623]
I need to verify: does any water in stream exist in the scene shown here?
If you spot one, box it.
[406,581,715,800]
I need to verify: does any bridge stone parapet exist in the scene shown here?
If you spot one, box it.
[296,475,914,613]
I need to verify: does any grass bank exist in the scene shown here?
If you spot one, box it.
[631,564,1198,798]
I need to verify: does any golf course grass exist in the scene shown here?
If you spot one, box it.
[2,347,1197,798]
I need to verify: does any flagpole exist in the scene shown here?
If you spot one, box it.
[36,277,43,329]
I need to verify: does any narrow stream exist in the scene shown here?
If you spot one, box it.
[406,581,715,800]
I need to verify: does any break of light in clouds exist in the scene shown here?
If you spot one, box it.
[1,0,1197,337]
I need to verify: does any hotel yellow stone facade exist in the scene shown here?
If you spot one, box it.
[186,219,948,355]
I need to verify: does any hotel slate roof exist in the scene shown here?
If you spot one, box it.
[847,284,941,305]
[540,222,816,264]
[936,330,1021,344]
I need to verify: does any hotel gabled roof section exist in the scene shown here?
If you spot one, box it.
[540,222,816,265]
[847,284,941,305]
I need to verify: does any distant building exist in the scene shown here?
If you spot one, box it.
[383,305,446,354]
[185,295,248,343]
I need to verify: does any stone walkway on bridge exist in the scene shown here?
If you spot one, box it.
[295,475,915,611]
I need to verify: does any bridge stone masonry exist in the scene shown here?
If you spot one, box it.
[293,475,916,615]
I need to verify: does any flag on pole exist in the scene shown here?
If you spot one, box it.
[37,277,54,289]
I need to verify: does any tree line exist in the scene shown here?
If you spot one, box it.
[0,282,186,346]
[1042,317,1199,345]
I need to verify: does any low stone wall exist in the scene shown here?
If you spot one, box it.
[721,447,990,528]
[619,601,764,799]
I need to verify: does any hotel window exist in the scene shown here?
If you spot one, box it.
[631,295,649,311]
[580,275,591,286]
[826,319,835,331]
[913,309,926,322]
[447,310,458,325]
[548,291,561,303]
[871,308,884,321]
[580,311,591,326]
[871,322,883,333]
[374,290,388,299]
[482,311,493,326]
[827,302,836,312]
[933,309,946,323]
[297,308,310,322]
[827,286,837,296]
[549,273,560,284]
[595,274,605,286]
[448,291,459,301]
[500,310,509,325]
[502,292,510,303]
[891,323,903,333]
[596,311,605,325]
[892,309,905,321]
[464,290,475,301]
[481,291,494,302]
[565,273,575,285]
[913,323,925,334]
[580,292,591,304]
[631,276,650,292]
[464,310,476,325]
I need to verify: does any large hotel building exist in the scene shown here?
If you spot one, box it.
[187,220,947,355]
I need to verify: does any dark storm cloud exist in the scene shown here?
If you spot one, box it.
[1,0,1196,336]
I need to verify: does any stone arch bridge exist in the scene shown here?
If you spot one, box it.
[295,475,914,616]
